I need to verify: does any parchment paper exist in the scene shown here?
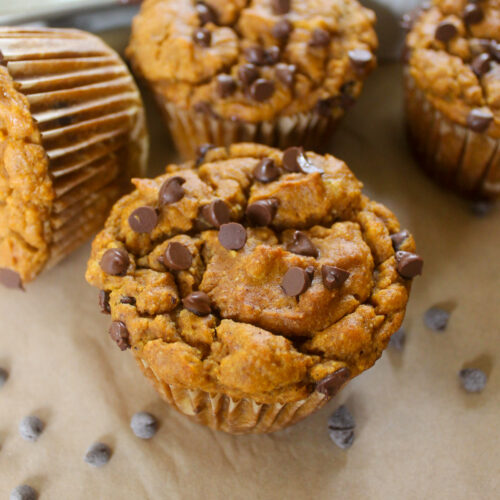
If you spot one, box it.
[0,29,499,500]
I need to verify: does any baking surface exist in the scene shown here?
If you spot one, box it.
[0,30,499,500]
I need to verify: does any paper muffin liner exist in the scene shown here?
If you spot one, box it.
[404,70,500,199]
[0,27,148,282]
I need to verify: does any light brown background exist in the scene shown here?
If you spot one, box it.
[0,30,499,499]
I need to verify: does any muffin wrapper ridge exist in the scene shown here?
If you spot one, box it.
[404,71,500,199]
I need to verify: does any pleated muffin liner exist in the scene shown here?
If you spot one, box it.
[137,356,345,434]
[404,70,500,199]
[0,27,148,280]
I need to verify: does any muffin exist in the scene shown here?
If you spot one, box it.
[0,27,148,289]
[86,143,422,434]
[126,0,377,159]
[403,0,500,199]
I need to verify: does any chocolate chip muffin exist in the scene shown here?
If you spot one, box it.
[86,143,422,434]
[403,1,500,199]
[126,0,377,159]
[0,27,147,288]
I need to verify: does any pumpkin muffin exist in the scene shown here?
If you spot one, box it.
[0,27,148,289]
[126,0,377,159]
[86,143,422,434]
[404,0,500,199]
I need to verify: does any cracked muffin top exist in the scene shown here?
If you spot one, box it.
[126,0,377,122]
[86,143,422,404]
[405,0,500,138]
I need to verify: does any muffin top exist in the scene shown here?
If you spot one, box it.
[126,0,377,122]
[86,143,422,404]
[405,0,500,138]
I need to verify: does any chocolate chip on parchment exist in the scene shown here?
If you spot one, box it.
[282,267,312,297]
[164,242,193,271]
[218,222,247,250]
[435,21,458,42]
[216,74,237,97]
[463,3,484,25]
[275,63,296,87]
[271,0,290,15]
[10,485,38,500]
[317,367,350,398]
[471,53,491,77]
[459,368,487,393]
[129,206,158,234]
[238,63,259,87]
[246,199,279,226]
[0,268,23,290]
[84,442,112,467]
[321,265,350,290]
[388,328,406,351]
[98,290,111,314]
[202,199,231,228]
[19,415,44,442]
[183,291,212,316]
[309,28,330,47]
[467,108,494,132]
[272,18,293,41]
[131,412,158,439]
[390,229,410,251]
[109,321,130,351]
[287,231,318,257]
[424,307,450,332]
[348,49,373,72]
[100,248,129,276]
[249,78,275,102]
[159,176,185,206]
[193,27,211,47]
[120,296,136,305]
[253,158,280,183]
[196,143,215,165]
[0,367,8,388]
[395,251,423,279]
[196,2,218,25]
[328,405,355,450]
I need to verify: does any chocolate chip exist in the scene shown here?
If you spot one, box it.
[98,290,111,314]
[19,415,44,442]
[120,296,136,305]
[129,206,158,234]
[249,78,275,102]
[218,222,247,250]
[193,27,211,47]
[467,108,494,132]
[305,265,315,281]
[238,63,259,87]
[459,368,487,393]
[84,442,112,467]
[317,367,350,398]
[0,367,8,388]
[246,199,279,226]
[253,158,280,183]
[471,53,491,77]
[271,0,290,15]
[282,146,322,174]
[309,28,330,47]
[272,18,293,41]
[183,291,212,316]
[10,485,38,500]
[328,405,355,449]
[463,3,483,25]
[424,307,450,332]
[0,268,23,290]
[164,242,193,270]
[435,21,458,42]
[202,199,231,228]
[321,265,350,290]
[196,2,218,25]
[196,143,215,165]
[159,176,185,206]
[265,46,281,65]
[275,63,296,87]
[315,97,335,117]
[100,248,129,276]
[388,328,406,351]
[390,229,410,251]
[109,321,130,351]
[348,49,374,73]
[281,266,312,296]
[216,74,237,98]
[130,412,158,439]
[395,251,424,278]
[245,46,267,66]
[287,231,318,257]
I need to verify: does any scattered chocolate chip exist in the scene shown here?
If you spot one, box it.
[129,206,158,234]
[395,251,423,279]
[196,143,215,165]
[275,63,296,87]
[202,199,231,228]
[471,53,491,77]
[328,405,355,450]
[317,368,350,398]
[218,222,247,250]
[250,78,275,102]
[120,296,136,305]
[282,266,312,296]
[272,18,293,41]
[100,248,129,276]
[271,0,290,15]
[309,28,330,47]
[424,307,450,332]
[10,485,38,500]
[315,97,335,117]
[19,415,44,442]
[467,108,494,132]
[321,265,350,290]
[463,3,483,25]
[183,291,212,316]
[130,412,158,439]
[196,2,218,25]
[287,231,318,257]
[388,328,406,351]
[164,242,193,270]
[98,290,111,314]
[109,321,130,351]
[159,176,185,206]
[0,367,8,388]
[246,199,279,226]
[238,63,259,87]
[193,27,211,47]
[253,158,280,183]
[245,46,267,66]
[435,21,458,42]
[84,442,112,467]
[469,199,493,217]
[348,49,374,73]
[0,268,23,290]
[459,368,487,393]
[216,74,237,98]
[390,229,410,251]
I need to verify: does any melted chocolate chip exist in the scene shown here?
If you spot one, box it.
[202,199,231,228]
[238,64,259,87]
[128,206,158,233]
[196,2,218,25]
[0,268,23,290]
[193,27,211,47]
[471,53,491,77]
[183,291,212,316]
[218,223,247,250]
[100,248,129,276]
[287,231,318,257]
[390,230,410,251]
[196,143,215,165]
[109,321,130,351]
[271,0,290,15]
[250,78,275,102]
[435,21,458,42]
[216,74,237,98]
[348,49,374,73]
[467,108,494,132]
[316,367,350,397]
[321,265,350,290]
[395,251,424,279]
[120,296,136,305]
[159,176,185,206]
[272,19,293,41]
[253,158,280,182]
[164,242,193,270]
[463,3,483,25]
[309,28,330,47]
[246,199,279,226]
[282,266,312,297]
[99,290,111,314]
[275,63,296,87]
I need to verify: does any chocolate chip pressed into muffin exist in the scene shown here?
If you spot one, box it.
[86,143,422,434]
